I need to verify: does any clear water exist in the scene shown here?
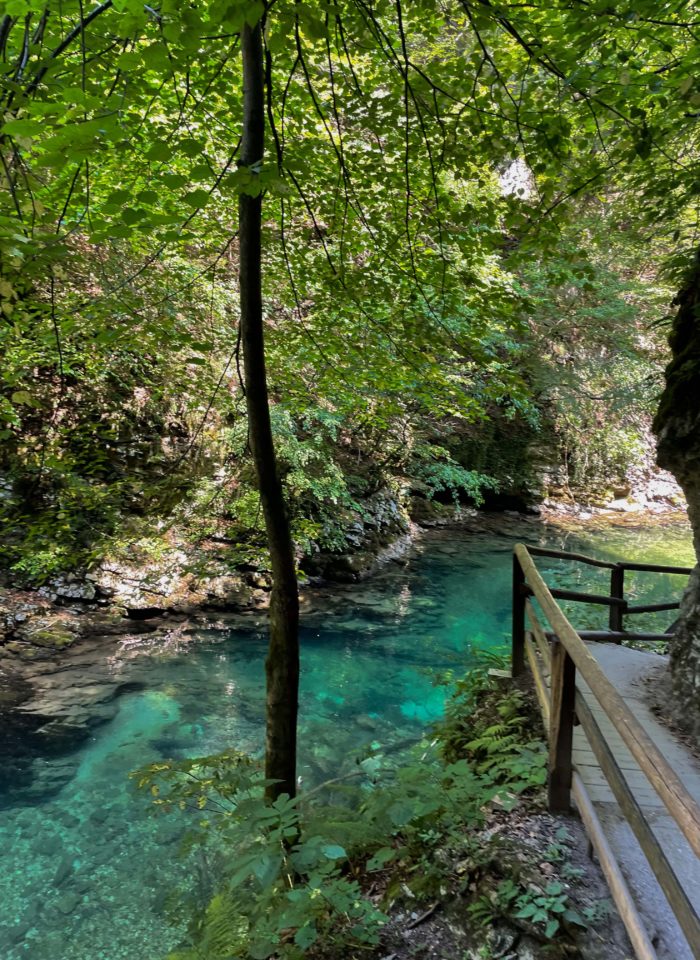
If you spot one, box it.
[0,520,693,960]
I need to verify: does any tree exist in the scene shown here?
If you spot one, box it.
[654,251,700,738]
[239,18,299,801]
[2,0,700,749]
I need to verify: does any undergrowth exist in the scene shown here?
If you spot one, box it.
[133,653,582,960]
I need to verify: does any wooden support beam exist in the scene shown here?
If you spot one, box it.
[512,553,526,678]
[609,565,625,633]
[548,638,576,811]
[525,633,550,725]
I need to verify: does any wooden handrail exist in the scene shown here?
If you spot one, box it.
[625,601,682,615]
[617,560,693,575]
[514,543,700,859]
[522,546,690,636]
[549,587,627,607]
[526,545,693,576]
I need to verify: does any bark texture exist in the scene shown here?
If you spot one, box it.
[653,250,700,738]
[239,21,299,800]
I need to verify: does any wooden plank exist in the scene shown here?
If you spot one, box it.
[578,632,671,643]
[515,543,700,858]
[550,587,626,608]
[571,772,658,960]
[525,599,551,671]
[525,633,550,725]
[626,601,681,615]
[548,639,576,811]
[576,695,700,959]
[527,545,618,569]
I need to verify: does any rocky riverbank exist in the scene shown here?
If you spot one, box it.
[0,483,690,671]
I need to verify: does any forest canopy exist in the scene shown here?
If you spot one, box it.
[0,0,698,581]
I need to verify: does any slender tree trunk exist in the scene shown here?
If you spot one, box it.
[239,19,300,801]
[653,248,700,739]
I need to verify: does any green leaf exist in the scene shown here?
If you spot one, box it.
[145,142,172,162]
[366,846,396,871]
[106,189,132,206]
[248,941,277,960]
[121,208,145,225]
[182,189,210,209]
[1,118,44,139]
[321,844,347,860]
[294,923,317,949]
[178,138,205,158]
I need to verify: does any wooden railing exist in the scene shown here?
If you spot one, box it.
[512,543,700,960]
[518,545,693,642]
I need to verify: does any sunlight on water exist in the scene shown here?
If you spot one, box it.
[0,520,692,959]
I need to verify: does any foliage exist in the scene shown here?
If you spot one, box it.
[435,650,547,790]
[132,653,549,960]
[1,0,693,580]
[133,751,387,960]
[408,442,497,505]
[0,0,697,579]
[469,878,586,940]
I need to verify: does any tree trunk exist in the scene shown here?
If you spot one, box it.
[653,249,700,739]
[239,19,300,801]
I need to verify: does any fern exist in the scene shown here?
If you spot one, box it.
[435,650,547,787]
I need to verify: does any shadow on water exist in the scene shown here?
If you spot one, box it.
[0,520,693,960]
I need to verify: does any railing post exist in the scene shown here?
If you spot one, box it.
[512,552,526,678]
[548,638,576,811]
[609,565,625,635]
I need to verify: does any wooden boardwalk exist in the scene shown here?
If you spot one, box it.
[513,543,700,960]
[573,643,700,960]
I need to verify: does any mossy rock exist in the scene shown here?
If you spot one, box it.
[25,627,77,649]
[3,641,42,659]
[409,496,450,523]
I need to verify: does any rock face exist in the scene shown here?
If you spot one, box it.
[303,487,414,581]
[654,249,700,739]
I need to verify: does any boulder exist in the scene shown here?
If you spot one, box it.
[53,891,81,916]
[50,577,97,602]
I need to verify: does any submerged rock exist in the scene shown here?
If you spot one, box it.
[53,855,75,887]
[53,891,81,916]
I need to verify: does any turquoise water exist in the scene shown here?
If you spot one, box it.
[0,520,693,959]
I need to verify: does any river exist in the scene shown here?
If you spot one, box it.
[0,518,693,960]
